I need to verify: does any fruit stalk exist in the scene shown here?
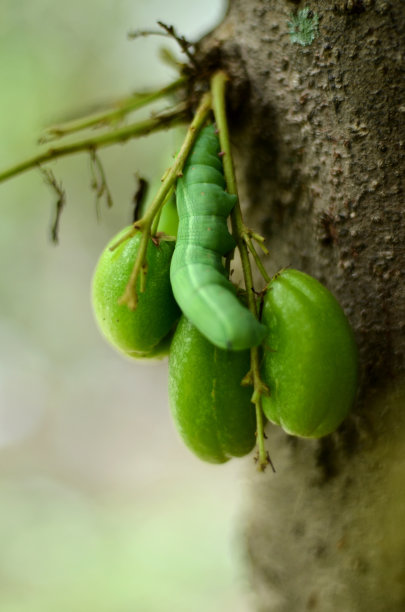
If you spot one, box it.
[0,108,187,185]
[211,70,270,471]
[41,77,187,142]
[118,91,213,309]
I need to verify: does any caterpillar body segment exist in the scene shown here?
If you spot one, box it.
[170,125,267,351]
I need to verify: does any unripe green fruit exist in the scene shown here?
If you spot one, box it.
[169,316,257,463]
[261,269,358,437]
[92,226,180,358]
[128,330,174,360]
[157,192,178,237]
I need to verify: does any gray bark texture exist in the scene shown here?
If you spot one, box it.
[198,1,404,610]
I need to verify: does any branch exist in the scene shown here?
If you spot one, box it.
[0,107,187,185]
[117,90,213,309]
[40,77,187,142]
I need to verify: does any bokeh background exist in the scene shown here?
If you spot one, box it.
[0,2,256,611]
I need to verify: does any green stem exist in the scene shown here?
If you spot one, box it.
[118,91,213,309]
[41,78,187,142]
[0,108,187,185]
[139,91,212,229]
[211,70,269,472]
[117,224,150,309]
[151,185,174,236]
[252,373,270,469]
[151,209,163,237]
[245,234,271,284]
[251,231,269,254]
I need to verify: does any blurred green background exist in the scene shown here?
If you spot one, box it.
[0,1,255,611]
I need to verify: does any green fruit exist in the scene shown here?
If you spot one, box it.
[261,269,358,438]
[127,330,174,360]
[92,226,180,358]
[157,192,178,237]
[169,316,257,463]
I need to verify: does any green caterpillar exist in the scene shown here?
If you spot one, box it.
[170,124,266,351]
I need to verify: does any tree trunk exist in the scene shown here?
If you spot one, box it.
[200,1,404,610]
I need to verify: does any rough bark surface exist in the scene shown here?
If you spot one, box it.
[198,1,404,610]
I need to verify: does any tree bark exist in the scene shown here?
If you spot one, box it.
[199,1,405,610]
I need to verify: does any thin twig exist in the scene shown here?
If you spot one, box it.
[244,234,271,284]
[117,91,213,309]
[128,27,169,39]
[128,21,197,68]
[40,167,66,244]
[89,149,114,217]
[40,78,186,142]
[156,22,198,68]
[0,107,187,185]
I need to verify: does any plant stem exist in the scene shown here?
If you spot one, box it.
[245,234,271,284]
[211,70,270,472]
[118,91,213,309]
[211,73,257,312]
[41,77,187,142]
[0,108,187,185]
[138,91,212,229]
[151,185,174,236]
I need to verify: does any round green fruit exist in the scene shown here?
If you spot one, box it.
[169,316,257,464]
[92,226,180,358]
[127,330,175,360]
[261,269,358,438]
[157,192,178,237]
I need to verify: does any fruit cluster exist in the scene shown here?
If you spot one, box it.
[92,229,358,465]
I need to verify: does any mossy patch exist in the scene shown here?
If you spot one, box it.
[288,8,319,46]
